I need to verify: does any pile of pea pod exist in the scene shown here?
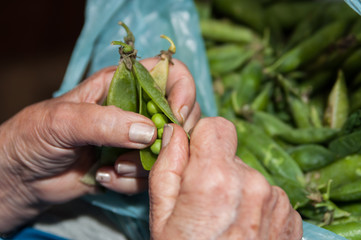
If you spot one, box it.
[196,0,361,238]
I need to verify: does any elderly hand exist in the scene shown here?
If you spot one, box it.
[149,117,303,240]
[0,58,200,232]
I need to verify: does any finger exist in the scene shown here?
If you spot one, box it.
[140,58,196,125]
[95,166,148,194]
[59,66,117,104]
[149,124,189,235]
[183,102,201,133]
[31,147,99,203]
[189,117,238,168]
[46,102,157,149]
[114,151,148,178]
[268,186,299,240]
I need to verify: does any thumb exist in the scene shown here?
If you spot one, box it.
[149,124,189,234]
[45,102,157,149]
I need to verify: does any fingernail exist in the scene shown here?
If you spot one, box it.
[179,105,189,125]
[162,124,173,148]
[116,162,136,175]
[129,123,156,144]
[96,172,111,183]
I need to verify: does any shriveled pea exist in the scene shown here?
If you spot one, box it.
[150,139,162,155]
[147,100,162,115]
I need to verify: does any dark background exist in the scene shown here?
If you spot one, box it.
[0,1,85,123]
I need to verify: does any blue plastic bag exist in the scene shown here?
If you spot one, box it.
[51,0,361,239]
[345,0,361,15]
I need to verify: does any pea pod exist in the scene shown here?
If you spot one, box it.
[95,22,180,173]
[340,202,361,217]
[307,154,361,189]
[287,94,312,128]
[268,21,346,73]
[234,120,307,207]
[264,1,315,30]
[207,44,255,76]
[330,179,361,202]
[350,85,361,112]
[250,82,272,112]
[81,25,138,185]
[231,60,262,115]
[344,49,361,78]
[323,221,361,240]
[212,0,264,32]
[329,111,361,158]
[285,5,324,50]
[299,71,333,97]
[134,37,178,170]
[221,72,241,91]
[200,19,260,44]
[253,111,339,144]
[149,35,175,96]
[288,144,336,172]
[324,70,349,129]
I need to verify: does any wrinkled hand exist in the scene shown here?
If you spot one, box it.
[149,118,303,240]
[0,58,200,232]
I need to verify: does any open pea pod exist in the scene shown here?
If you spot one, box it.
[133,35,181,170]
[133,61,179,125]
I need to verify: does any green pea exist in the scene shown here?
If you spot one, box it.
[157,127,164,139]
[147,100,162,115]
[150,139,162,155]
[152,113,168,129]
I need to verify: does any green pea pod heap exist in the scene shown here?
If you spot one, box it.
[198,0,361,237]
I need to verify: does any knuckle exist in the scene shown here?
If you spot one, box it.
[243,170,272,201]
[203,167,240,202]
[46,102,73,129]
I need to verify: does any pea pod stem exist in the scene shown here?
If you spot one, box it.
[118,21,135,46]
[160,34,176,54]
